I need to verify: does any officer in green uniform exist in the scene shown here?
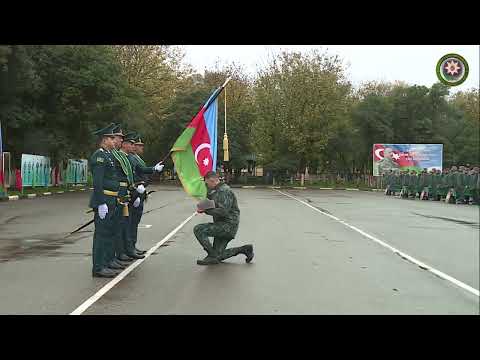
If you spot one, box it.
[455,166,467,204]
[384,170,393,195]
[437,168,448,200]
[429,169,439,200]
[194,171,254,265]
[110,124,145,262]
[89,123,122,278]
[407,170,417,198]
[125,132,164,254]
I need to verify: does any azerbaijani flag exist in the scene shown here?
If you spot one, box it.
[171,78,230,199]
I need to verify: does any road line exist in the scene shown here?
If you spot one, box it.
[70,212,197,315]
[275,189,479,297]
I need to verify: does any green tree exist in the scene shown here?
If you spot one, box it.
[253,50,352,178]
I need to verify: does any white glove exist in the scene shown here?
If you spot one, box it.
[133,197,141,208]
[154,163,164,172]
[98,203,108,220]
[136,184,146,194]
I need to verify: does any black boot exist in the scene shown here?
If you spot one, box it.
[108,262,124,270]
[135,247,147,255]
[92,268,117,278]
[197,256,221,265]
[118,254,135,262]
[115,259,131,267]
[126,252,145,260]
[243,245,254,263]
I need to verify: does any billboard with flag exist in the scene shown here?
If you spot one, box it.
[171,79,228,199]
[373,144,443,176]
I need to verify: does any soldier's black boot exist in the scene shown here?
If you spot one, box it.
[126,252,145,260]
[108,261,124,270]
[92,268,117,278]
[135,247,147,255]
[243,244,254,263]
[196,256,221,265]
[118,254,134,262]
[115,258,131,267]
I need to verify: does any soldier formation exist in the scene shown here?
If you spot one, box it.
[383,166,480,205]
[89,123,164,278]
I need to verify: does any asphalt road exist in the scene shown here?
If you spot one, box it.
[0,186,478,314]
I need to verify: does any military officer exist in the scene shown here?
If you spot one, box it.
[125,132,164,255]
[193,171,254,265]
[89,123,123,278]
[110,124,145,262]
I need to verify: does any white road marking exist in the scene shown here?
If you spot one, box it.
[275,189,480,298]
[70,212,197,315]
[138,224,152,229]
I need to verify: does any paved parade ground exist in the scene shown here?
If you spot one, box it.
[0,186,478,315]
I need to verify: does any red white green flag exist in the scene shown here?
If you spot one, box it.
[171,78,230,199]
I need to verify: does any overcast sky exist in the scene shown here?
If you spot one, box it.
[182,45,479,92]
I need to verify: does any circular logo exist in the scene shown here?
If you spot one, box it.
[436,53,469,86]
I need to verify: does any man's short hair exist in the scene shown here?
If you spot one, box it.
[204,171,219,181]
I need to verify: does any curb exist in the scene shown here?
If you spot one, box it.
[1,188,91,202]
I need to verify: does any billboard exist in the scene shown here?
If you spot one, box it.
[373,144,443,176]
[21,154,52,187]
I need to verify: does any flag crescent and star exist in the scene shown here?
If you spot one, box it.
[170,78,230,199]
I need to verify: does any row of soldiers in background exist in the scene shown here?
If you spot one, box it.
[89,123,164,278]
[383,166,480,205]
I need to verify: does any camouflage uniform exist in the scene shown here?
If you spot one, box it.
[377,157,400,175]
[193,182,253,264]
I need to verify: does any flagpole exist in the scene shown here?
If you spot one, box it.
[204,76,232,111]
[223,81,230,183]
